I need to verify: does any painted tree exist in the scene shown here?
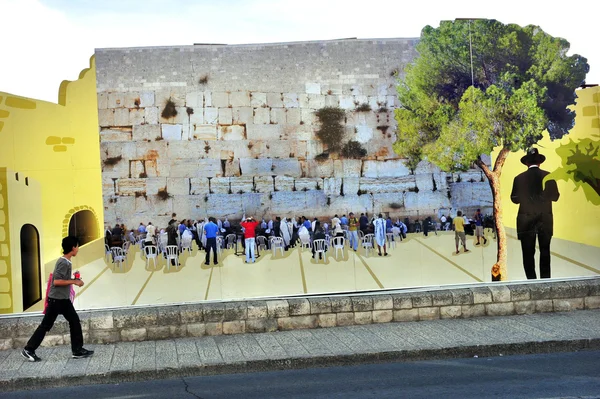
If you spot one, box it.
[393,19,588,279]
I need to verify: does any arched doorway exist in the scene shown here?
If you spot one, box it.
[68,210,99,246]
[21,224,41,310]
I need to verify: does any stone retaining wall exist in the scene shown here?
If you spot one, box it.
[1,278,598,350]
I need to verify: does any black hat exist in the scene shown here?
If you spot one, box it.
[520,148,546,165]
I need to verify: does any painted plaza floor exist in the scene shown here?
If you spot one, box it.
[64,229,599,311]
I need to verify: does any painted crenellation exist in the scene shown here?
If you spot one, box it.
[96,39,492,227]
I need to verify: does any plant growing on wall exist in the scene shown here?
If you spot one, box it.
[355,103,372,112]
[315,107,346,152]
[161,98,178,119]
[341,140,367,159]
[157,187,171,201]
[103,155,122,166]
[393,19,588,280]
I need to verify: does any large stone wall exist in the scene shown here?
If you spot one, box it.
[95,39,492,227]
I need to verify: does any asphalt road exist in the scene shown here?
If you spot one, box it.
[5,350,600,399]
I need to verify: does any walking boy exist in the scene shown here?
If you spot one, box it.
[22,236,94,362]
[453,211,469,254]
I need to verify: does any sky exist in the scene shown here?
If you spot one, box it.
[1,0,598,103]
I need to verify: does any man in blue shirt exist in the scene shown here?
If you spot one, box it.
[340,215,348,227]
[203,217,219,265]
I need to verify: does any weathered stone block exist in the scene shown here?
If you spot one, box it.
[585,296,600,309]
[514,301,536,315]
[485,302,515,316]
[203,303,225,322]
[283,93,299,108]
[393,308,419,322]
[170,325,188,338]
[318,314,337,328]
[133,124,160,141]
[145,107,159,124]
[418,307,440,320]
[440,306,461,319]
[431,291,453,306]
[162,124,182,140]
[451,289,473,305]
[392,294,413,309]
[530,283,553,300]
[186,323,206,337]
[253,107,270,124]
[488,285,511,302]
[250,92,266,107]
[309,297,332,314]
[352,296,373,312]
[372,295,393,310]
[89,312,114,330]
[412,293,433,308]
[277,315,318,330]
[267,300,289,318]
[336,312,355,326]
[212,92,229,108]
[471,287,493,304]
[552,282,590,299]
[330,297,353,313]
[219,125,246,141]
[90,330,120,344]
[224,302,247,321]
[246,318,278,333]
[230,91,250,107]
[147,326,171,340]
[204,107,219,124]
[553,298,584,312]
[267,92,283,107]
[223,320,246,335]
[205,322,223,336]
[113,308,158,329]
[354,311,373,325]
[461,304,486,318]
[233,107,253,125]
[509,285,531,301]
[218,107,233,125]
[288,298,311,316]
[372,310,393,323]
[41,335,64,348]
[121,328,147,342]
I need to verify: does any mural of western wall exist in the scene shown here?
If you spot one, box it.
[96,38,492,227]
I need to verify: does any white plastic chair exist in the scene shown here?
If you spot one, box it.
[358,230,365,241]
[105,244,111,262]
[299,234,311,251]
[386,233,396,249]
[111,247,126,271]
[181,236,193,253]
[158,233,168,256]
[312,239,327,263]
[331,237,345,260]
[256,236,268,251]
[362,234,374,257]
[225,234,237,250]
[144,245,158,269]
[216,236,224,258]
[165,245,179,270]
[270,237,285,257]
[122,241,131,257]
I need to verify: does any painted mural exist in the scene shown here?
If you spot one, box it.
[0,21,598,315]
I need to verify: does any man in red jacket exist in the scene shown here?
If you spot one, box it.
[240,216,260,263]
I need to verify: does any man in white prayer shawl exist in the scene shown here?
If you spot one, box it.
[373,213,388,256]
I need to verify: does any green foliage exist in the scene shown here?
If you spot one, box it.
[355,103,372,112]
[341,140,367,159]
[393,19,589,172]
[315,107,346,151]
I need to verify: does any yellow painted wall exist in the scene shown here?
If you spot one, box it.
[496,86,600,247]
[0,57,104,314]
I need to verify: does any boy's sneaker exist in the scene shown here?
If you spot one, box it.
[21,348,41,362]
[72,348,94,359]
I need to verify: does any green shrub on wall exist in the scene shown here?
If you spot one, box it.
[315,107,345,152]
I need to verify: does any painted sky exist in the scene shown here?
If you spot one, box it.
[1,0,598,103]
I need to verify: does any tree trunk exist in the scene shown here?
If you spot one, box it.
[476,147,511,281]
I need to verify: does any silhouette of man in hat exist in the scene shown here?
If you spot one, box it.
[510,148,560,279]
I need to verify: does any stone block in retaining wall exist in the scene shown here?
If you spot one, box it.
[318,314,337,328]
[586,296,600,309]
[309,297,332,314]
[277,315,318,330]
[508,285,531,301]
[288,298,310,316]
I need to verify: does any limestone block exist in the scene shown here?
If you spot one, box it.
[98,109,115,127]
[189,108,205,125]
[273,176,294,191]
[412,293,433,308]
[330,297,353,312]
[210,92,229,108]
[272,159,301,177]
[339,96,355,110]
[283,93,299,108]
[133,124,160,141]
[508,285,531,302]
[418,307,440,320]
[223,320,246,335]
[267,92,283,108]
[286,109,301,125]
[218,107,233,125]
[210,177,230,194]
[169,159,198,178]
[294,178,319,191]
[451,289,473,305]
[166,140,203,159]
[198,159,223,177]
[121,328,147,342]
[128,109,144,125]
[362,160,410,178]
[161,124,182,141]
[265,140,292,158]
[254,176,274,193]
[130,160,145,178]
[351,296,373,312]
[240,158,273,175]
[514,301,536,315]
[488,286,511,302]
[204,107,219,124]
[140,91,155,107]
[308,94,325,109]
[485,302,515,316]
[89,312,114,330]
[90,330,120,344]
[193,124,218,140]
[219,125,246,141]
[440,306,462,319]
[277,315,318,330]
[203,303,225,322]
[585,296,600,309]
[471,287,493,304]
[108,92,125,108]
[372,310,393,323]
[267,300,289,318]
[323,177,342,196]
[354,311,373,325]
[228,176,253,193]
[233,107,253,124]
[535,300,554,312]
[203,91,212,107]
[301,109,316,125]
[246,318,278,333]
[270,108,286,124]
[355,125,373,143]
[358,177,414,194]
[190,178,209,195]
[288,298,311,316]
[185,91,204,108]
[117,179,146,196]
[553,298,584,312]
[97,92,108,109]
[332,160,361,178]
[250,92,267,107]
[308,297,332,314]
[372,295,393,310]
[324,95,339,107]
[461,304,486,318]
[185,323,206,337]
[229,91,250,107]
[155,87,186,109]
[318,314,337,328]
[205,322,223,336]
[144,107,159,125]
[224,159,241,177]
[298,93,309,108]
[167,178,189,195]
[336,312,355,326]
[253,107,270,124]
[247,124,283,141]
[304,160,334,177]
[305,82,321,94]
[100,128,132,142]
[431,291,453,306]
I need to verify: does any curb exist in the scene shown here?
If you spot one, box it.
[2,338,600,392]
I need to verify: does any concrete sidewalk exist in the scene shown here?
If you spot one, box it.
[1,309,599,392]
